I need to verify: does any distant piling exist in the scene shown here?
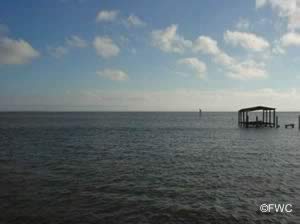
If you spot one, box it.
[298,115,300,129]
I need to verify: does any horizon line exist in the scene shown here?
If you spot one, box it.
[1,110,300,113]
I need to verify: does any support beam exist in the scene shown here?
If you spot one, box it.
[240,112,242,125]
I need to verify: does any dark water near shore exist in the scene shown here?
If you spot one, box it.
[0,112,299,224]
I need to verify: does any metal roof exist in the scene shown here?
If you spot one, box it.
[238,106,276,112]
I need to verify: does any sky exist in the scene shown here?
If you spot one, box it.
[1,0,300,111]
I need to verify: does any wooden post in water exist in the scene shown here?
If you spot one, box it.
[246,114,249,128]
[276,116,279,128]
[256,115,258,128]
[269,110,272,127]
[273,110,275,127]
[298,115,300,129]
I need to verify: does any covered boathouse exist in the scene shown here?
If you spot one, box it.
[238,106,278,128]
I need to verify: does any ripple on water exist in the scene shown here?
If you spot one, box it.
[0,112,299,223]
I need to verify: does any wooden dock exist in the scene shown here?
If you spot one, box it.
[238,106,278,128]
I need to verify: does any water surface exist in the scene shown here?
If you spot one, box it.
[0,112,299,223]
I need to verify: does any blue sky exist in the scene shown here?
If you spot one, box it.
[1,0,300,111]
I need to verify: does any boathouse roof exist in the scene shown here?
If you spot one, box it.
[238,106,275,113]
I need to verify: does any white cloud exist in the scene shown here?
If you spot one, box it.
[0,36,39,64]
[177,57,207,79]
[151,24,192,53]
[125,14,146,27]
[194,35,267,80]
[193,36,221,55]
[66,35,87,48]
[288,10,300,30]
[151,27,264,84]
[271,32,300,54]
[93,36,120,58]
[48,46,68,58]
[97,69,128,81]
[227,60,267,80]
[49,35,87,58]
[235,18,250,30]
[280,32,300,47]
[193,35,235,66]
[257,0,300,31]
[214,52,236,66]
[256,0,267,8]
[96,10,118,22]
[224,30,270,51]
